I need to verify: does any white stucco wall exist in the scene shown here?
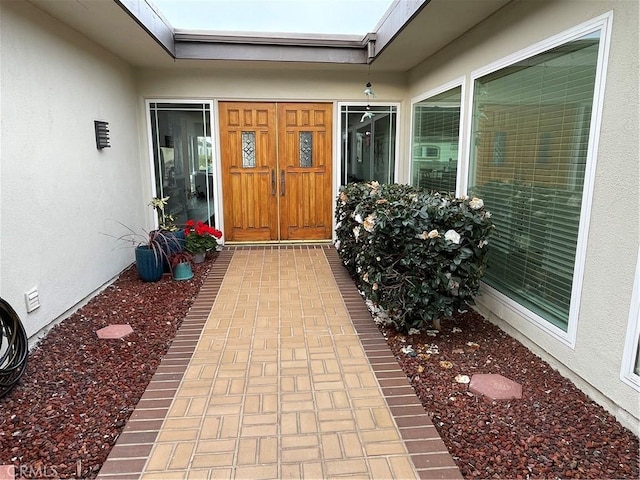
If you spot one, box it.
[407,0,640,430]
[0,1,147,340]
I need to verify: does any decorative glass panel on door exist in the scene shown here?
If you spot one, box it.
[242,131,256,168]
[149,102,215,227]
[299,132,313,167]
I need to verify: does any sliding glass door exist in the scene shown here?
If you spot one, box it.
[148,102,215,228]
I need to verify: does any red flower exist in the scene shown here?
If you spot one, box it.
[183,219,223,254]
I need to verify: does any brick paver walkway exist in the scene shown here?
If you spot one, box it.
[97,246,462,480]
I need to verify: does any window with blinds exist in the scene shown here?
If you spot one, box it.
[468,31,601,331]
[411,87,461,193]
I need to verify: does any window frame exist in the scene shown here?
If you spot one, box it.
[621,248,640,391]
[145,99,220,230]
[462,12,613,347]
[410,77,467,197]
[336,101,401,187]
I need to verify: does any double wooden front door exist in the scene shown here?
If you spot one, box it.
[219,102,333,242]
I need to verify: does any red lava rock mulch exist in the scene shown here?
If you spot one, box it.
[1,255,638,479]
[0,258,213,479]
[381,310,640,479]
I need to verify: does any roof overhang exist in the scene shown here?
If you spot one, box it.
[26,0,513,72]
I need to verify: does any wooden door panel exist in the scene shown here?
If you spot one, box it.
[221,102,332,242]
[220,102,277,241]
[277,103,333,240]
[284,170,330,238]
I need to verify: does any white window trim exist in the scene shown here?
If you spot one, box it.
[462,12,614,348]
[621,248,640,391]
[145,99,220,233]
[409,77,466,197]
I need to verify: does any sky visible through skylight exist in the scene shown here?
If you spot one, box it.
[152,0,395,35]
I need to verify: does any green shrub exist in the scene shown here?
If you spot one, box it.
[335,182,494,331]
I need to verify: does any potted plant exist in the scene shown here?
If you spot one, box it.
[149,196,184,270]
[169,251,194,281]
[184,220,222,263]
[105,197,183,282]
[133,229,174,282]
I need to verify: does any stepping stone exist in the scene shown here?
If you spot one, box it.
[469,373,522,401]
[96,324,134,339]
[0,465,15,480]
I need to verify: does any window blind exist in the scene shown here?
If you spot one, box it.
[411,87,461,193]
[469,32,601,330]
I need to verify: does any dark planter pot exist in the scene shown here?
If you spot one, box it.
[135,245,164,282]
[160,230,186,272]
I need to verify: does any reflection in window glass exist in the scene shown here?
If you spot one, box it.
[149,102,215,227]
[411,87,461,193]
[468,31,601,330]
[340,105,397,185]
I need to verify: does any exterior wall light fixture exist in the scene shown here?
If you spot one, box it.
[94,120,110,149]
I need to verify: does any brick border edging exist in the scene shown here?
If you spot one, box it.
[96,250,235,480]
[323,248,464,480]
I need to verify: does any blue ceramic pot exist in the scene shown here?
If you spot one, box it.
[135,245,164,282]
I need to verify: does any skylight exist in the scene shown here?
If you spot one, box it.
[151,0,394,35]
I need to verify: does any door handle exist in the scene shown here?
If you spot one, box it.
[271,169,276,196]
[280,170,285,196]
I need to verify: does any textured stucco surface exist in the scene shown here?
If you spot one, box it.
[0,1,148,339]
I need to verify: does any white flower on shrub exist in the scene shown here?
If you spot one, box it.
[428,229,440,239]
[362,272,369,283]
[416,231,428,240]
[484,211,492,219]
[478,239,488,248]
[355,213,363,224]
[469,197,484,210]
[376,256,381,261]
[363,214,376,232]
[440,199,450,208]
[444,229,461,244]
[372,283,379,291]
[335,240,341,250]
[353,226,361,242]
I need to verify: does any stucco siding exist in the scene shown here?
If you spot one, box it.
[407,0,639,429]
[0,1,146,340]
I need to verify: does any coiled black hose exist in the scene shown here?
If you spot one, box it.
[0,297,28,398]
